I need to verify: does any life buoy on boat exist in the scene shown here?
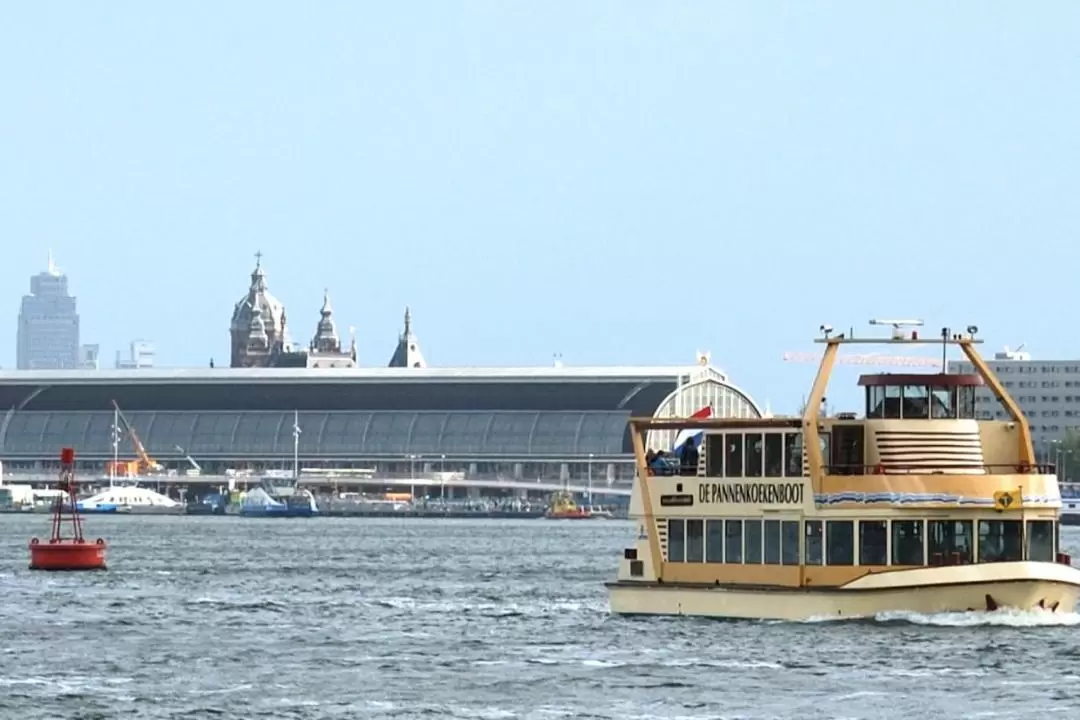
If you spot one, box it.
[29,538,39,545]
[95,538,105,546]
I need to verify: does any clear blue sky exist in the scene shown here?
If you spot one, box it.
[1,3,1078,412]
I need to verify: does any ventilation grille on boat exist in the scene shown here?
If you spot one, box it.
[874,429,986,474]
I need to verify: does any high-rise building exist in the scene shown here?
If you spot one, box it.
[16,253,80,370]
[115,340,155,369]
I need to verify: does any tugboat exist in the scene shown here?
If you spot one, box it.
[607,319,1080,620]
[545,490,594,520]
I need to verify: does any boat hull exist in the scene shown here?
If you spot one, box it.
[239,506,317,518]
[545,512,594,520]
[607,562,1080,620]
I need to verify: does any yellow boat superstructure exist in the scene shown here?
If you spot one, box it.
[607,321,1080,620]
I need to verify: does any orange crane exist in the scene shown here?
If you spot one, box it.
[781,351,943,368]
[110,400,165,475]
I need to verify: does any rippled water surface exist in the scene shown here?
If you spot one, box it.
[1,516,1079,719]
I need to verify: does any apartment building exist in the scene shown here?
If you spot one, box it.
[948,347,1080,453]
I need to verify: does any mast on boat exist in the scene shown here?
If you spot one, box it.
[109,405,120,489]
[292,410,301,482]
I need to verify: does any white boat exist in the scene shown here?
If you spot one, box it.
[77,486,183,515]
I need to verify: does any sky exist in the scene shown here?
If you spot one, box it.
[1,2,1078,413]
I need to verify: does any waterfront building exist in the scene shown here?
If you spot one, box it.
[0,358,762,484]
[16,254,80,370]
[77,344,100,370]
[115,340,155,369]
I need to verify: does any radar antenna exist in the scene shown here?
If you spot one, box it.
[869,318,925,340]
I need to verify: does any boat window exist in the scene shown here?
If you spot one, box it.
[745,434,763,477]
[928,520,973,566]
[977,520,1023,563]
[784,432,803,477]
[667,519,685,562]
[744,520,763,564]
[930,386,956,419]
[891,520,924,565]
[867,385,886,418]
[782,521,800,565]
[1027,520,1056,562]
[901,386,930,419]
[705,519,724,562]
[705,435,724,477]
[818,433,831,473]
[725,520,743,563]
[804,520,823,565]
[763,519,781,564]
[724,434,744,478]
[957,386,976,419]
[686,519,704,563]
[859,520,888,565]
[830,425,865,476]
[826,521,854,565]
[883,386,902,419]
[764,434,783,477]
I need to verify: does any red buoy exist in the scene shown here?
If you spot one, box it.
[29,447,107,571]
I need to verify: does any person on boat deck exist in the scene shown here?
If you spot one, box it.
[645,449,657,474]
[677,438,699,476]
[649,450,674,475]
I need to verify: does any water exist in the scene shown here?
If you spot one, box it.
[1,516,1078,719]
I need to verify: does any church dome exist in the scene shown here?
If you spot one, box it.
[231,253,287,339]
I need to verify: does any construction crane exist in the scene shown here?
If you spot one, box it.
[781,351,943,368]
[111,400,165,474]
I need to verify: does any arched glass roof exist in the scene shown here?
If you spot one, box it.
[0,410,631,460]
[645,376,763,450]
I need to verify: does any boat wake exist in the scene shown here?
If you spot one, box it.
[802,607,1080,627]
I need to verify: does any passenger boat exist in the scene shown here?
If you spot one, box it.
[607,320,1080,620]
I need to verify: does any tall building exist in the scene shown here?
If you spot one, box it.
[115,340,155,369]
[948,346,1080,454]
[16,254,80,370]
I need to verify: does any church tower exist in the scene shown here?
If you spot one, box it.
[387,306,427,368]
[230,252,289,367]
[305,289,358,368]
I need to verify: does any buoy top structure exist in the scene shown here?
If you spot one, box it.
[28,447,108,571]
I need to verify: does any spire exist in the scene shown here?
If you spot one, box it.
[310,288,340,353]
[388,305,427,368]
[47,250,59,277]
[250,250,267,291]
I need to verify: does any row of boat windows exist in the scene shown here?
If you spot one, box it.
[665,518,1058,567]
[865,385,978,420]
[703,432,805,478]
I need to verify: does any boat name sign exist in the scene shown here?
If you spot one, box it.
[697,481,804,506]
